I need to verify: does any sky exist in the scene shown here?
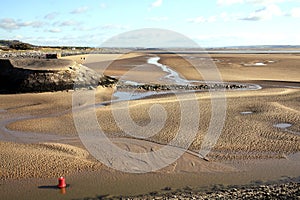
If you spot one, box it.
[0,0,299,47]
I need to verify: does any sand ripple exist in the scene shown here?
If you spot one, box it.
[0,142,102,180]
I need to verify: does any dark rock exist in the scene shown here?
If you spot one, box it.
[0,59,113,93]
[163,187,172,191]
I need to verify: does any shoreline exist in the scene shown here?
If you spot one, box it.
[0,150,299,199]
[113,181,300,200]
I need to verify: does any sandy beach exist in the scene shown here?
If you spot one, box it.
[0,52,299,199]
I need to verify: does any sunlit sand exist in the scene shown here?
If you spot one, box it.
[0,52,299,198]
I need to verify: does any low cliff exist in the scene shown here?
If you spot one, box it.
[0,59,116,93]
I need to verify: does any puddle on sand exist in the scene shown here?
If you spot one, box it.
[113,90,169,101]
[240,111,253,115]
[273,123,292,129]
[243,62,267,67]
[273,123,300,135]
[254,62,266,66]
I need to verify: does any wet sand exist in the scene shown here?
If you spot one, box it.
[159,53,300,82]
[0,52,299,198]
[0,152,299,199]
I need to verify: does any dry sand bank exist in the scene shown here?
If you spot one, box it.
[0,136,235,180]
[83,54,169,84]
[0,87,114,180]
[7,87,300,161]
[0,141,102,180]
[64,53,143,65]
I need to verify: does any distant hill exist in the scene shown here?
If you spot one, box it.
[1,40,300,51]
[0,40,92,51]
[0,40,35,50]
[208,45,300,50]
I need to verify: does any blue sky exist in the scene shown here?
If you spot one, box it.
[0,0,299,47]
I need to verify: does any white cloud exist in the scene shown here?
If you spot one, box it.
[101,24,129,30]
[147,17,169,22]
[218,0,290,6]
[151,0,163,7]
[217,0,244,5]
[0,18,19,30]
[60,20,79,26]
[220,12,230,21]
[44,12,59,20]
[19,21,44,28]
[291,7,300,18]
[74,25,97,31]
[70,6,89,14]
[48,28,61,33]
[245,0,286,5]
[220,12,243,21]
[187,16,206,23]
[0,18,44,31]
[207,16,217,22]
[187,16,217,23]
[240,4,282,20]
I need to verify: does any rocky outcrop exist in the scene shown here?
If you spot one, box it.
[0,59,117,93]
[115,182,300,200]
[0,58,249,94]
[116,82,247,91]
